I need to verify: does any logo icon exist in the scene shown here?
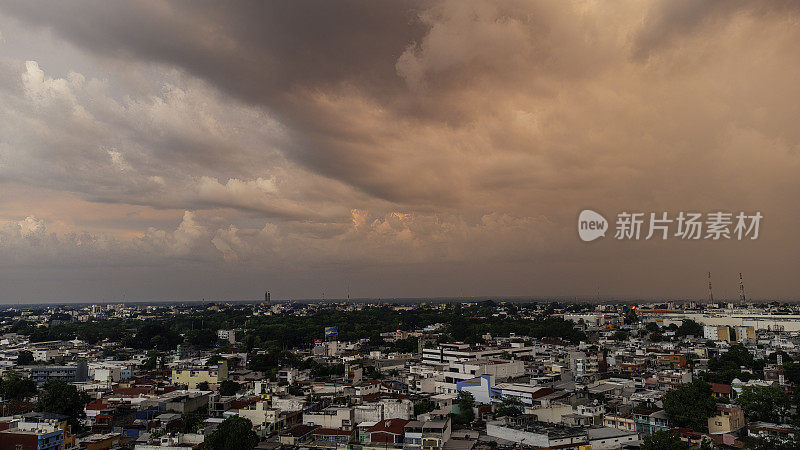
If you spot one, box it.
[578,209,608,242]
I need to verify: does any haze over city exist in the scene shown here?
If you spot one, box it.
[1,1,799,302]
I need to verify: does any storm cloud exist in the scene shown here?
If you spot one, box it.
[0,1,798,302]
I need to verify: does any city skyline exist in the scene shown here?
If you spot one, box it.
[1,1,799,302]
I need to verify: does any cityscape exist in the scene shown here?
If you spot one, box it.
[1,297,800,449]
[1,1,800,450]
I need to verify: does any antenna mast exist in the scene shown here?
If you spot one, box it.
[707,272,714,304]
[738,273,746,303]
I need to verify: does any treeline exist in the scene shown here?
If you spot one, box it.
[7,302,584,353]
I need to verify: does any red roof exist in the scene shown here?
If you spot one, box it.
[710,383,732,394]
[85,400,109,411]
[368,418,410,435]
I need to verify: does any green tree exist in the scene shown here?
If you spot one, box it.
[17,350,35,365]
[414,399,436,416]
[220,379,241,396]
[183,405,208,433]
[37,381,90,430]
[0,370,37,400]
[495,395,524,418]
[454,391,475,425]
[676,320,703,337]
[640,430,688,450]
[197,381,210,391]
[613,330,630,341]
[142,350,162,370]
[738,385,790,423]
[624,309,638,325]
[663,380,717,431]
[205,416,259,450]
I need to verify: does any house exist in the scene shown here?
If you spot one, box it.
[312,428,354,446]
[404,416,452,450]
[170,361,228,389]
[710,383,734,400]
[603,413,636,432]
[633,409,670,435]
[237,401,284,435]
[586,427,639,450]
[303,406,354,430]
[367,418,409,445]
[708,404,744,434]
[746,421,796,442]
[279,424,317,446]
[0,423,63,450]
[486,416,589,449]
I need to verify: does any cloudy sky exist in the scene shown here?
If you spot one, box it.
[0,1,798,303]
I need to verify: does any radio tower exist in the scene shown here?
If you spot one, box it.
[738,273,746,303]
[707,272,714,304]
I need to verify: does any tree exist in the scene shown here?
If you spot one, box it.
[0,370,37,400]
[414,399,435,416]
[454,391,475,425]
[745,435,800,450]
[183,405,208,433]
[738,385,790,423]
[142,350,162,370]
[205,416,259,450]
[197,381,210,391]
[782,361,800,386]
[37,381,90,430]
[219,379,241,396]
[288,384,304,396]
[17,350,34,365]
[663,380,717,431]
[676,320,703,337]
[624,309,638,326]
[495,395,524,418]
[613,330,630,341]
[640,430,688,450]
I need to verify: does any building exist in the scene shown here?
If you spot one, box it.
[312,428,354,446]
[217,330,236,344]
[0,422,63,450]
[3,412,76,450]
[366,418,409,445]
[710,383,734,400]
[171,361,228,389]
[303,407,353,430]
[708,404,744,434]
[735,326,756,343]
[403,416,451,450]
[603,413,636,432]
[703,325,733,342]
[279,425,317,446]
[422,343,536,365]
[30,360,88,385]
[527,403,574,424]
[633,409,670,435]
[586,427,639,450]
[486,416,589,449]
[237,401,284,434]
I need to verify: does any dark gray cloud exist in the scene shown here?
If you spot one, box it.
[0,1,799,302]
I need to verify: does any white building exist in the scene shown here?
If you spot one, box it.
[303,407,354,429]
